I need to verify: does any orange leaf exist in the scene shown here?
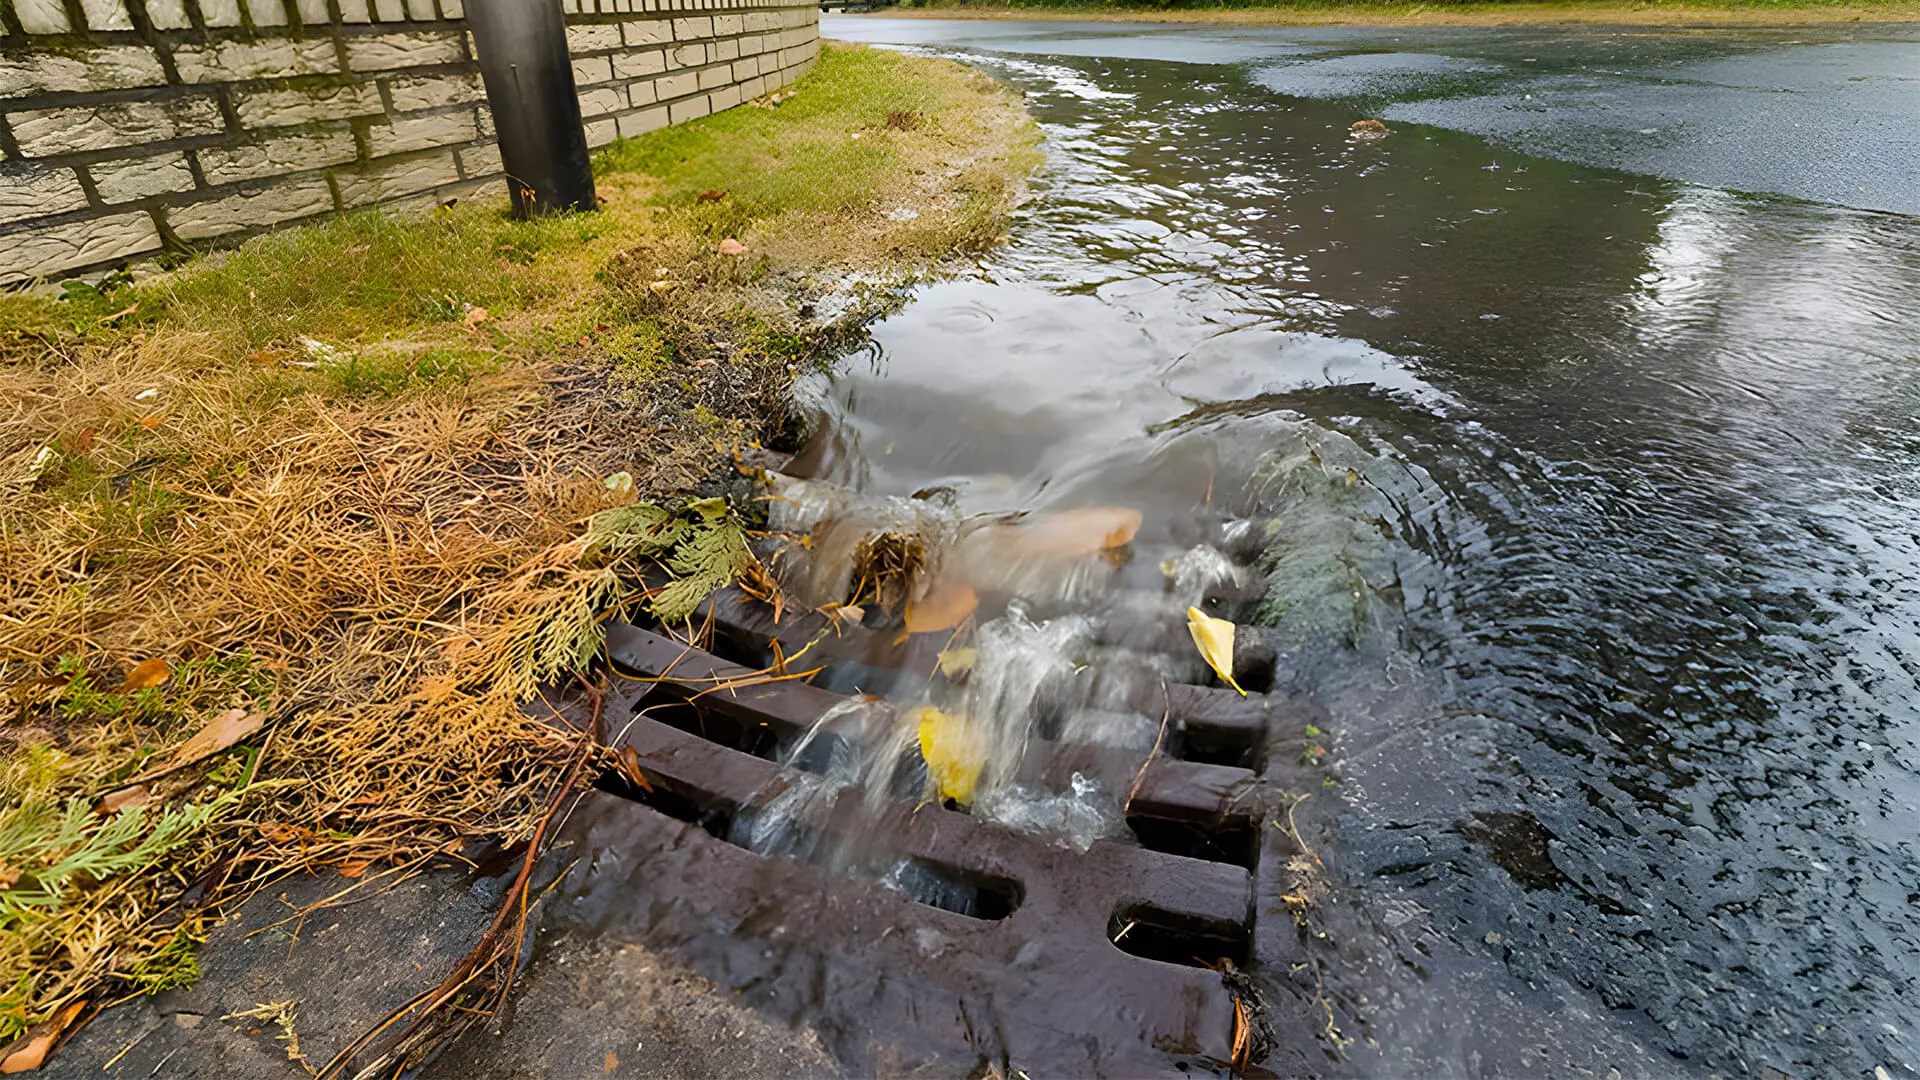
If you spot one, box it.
[115,658,170,693]
[137,412,166,430]
[718,237,748,257]
[0,999,86,1073]
[604,1051,621,1073]
[904,580,978,635]
[337,859,372,878]
[1014,507,1142,556]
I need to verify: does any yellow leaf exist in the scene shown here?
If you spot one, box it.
[914,706,983,806]
[934,648,977,678]
[1187,607,1245,696]
[115,657,170,693]
[904,580,977,635]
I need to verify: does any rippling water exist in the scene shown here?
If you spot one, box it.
[792,41,1920,1078]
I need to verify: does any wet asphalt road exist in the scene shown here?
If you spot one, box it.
[825,15,1920,214]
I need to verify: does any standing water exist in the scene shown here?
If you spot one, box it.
[758,23,1920,1080]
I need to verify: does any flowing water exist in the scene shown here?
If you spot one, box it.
[758,26,1920,1079]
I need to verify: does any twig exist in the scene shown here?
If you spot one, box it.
[1126,680,1173,809]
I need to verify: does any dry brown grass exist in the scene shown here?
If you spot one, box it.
[0,41,1036,1051]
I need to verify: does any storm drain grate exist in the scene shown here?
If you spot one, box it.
[538,587,1328,1075]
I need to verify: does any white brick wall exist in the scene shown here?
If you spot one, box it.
[0,0,819,284]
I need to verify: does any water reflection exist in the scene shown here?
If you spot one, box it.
[798,46,1920,1077]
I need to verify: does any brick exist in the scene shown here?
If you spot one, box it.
[576,86,624,118]
[172,38,340,82]
[79,0,133,29]
[235,83,381,127]
[0,46,167,99]
[0,163,89,224]
[711,12,740,33]
[671,15,710,39]
[372,0,404,18]
[566,23,621,52]
[571,56,613,86]
[710,37,737,62]
[611,49,665,78]
[666,94,707,125]
[295,0,328,22]
[696,65,729,91]
[245,0,287,26]
[438,0,463,16]
[334,150,457,205]
[11,97,223,158]
[454,141,500,177]
[730,56,758,81]
[88,153,195,202]
[709,83,740,112]
[198,130,355,184]
[12,0,70,32]
[345,31,464,70]
[620,18,669,45]
[653,71,696,100]
[167,178,334,239]
[338,0,371,19]
[666,42,703,69]
[197,0,243,26]
[404,0,433,18]
[737,74,765,100]
[584,117,616,147]
[616,105,666,138]
[626,80,655,107]
[383,72,483,111]
[144,0,192,27]
[475,107,494,138]
[0,212,163,285]
[368,111,476,156]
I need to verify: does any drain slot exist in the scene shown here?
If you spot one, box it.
[1127,814,1259,870]
[888,857,1022,921]
[595,771,737,841]
[1109,904,1250,969]
[631,691,785,762]
[1173,727,1262,770]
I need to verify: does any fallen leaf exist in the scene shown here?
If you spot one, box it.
[604,471,635,497]
[116,658,171,693]
[934,648,978,678]
[96,785,151,814]
[696,189,727,203]
[904,580,977,635]
[464,306,488,326]
[137,707,266,779]
[615,746,652,792]
[1187,607,1245,697]
[1017,507,1142,555]
[337,859,371,878]
[717,237,748,257]
[0,999,85,1073]
[914,706,983,806]
[648,280,677,292]
[137,412,166,430]
[1232,997,1251,1071]
[604,1050,620,1073]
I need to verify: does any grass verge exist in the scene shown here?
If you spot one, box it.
[871,0,1920,26]
[0,41,1038,1056]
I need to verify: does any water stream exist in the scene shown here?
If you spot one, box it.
[764,32,1920,1079]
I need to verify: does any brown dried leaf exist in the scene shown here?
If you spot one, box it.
[1013,507,1142,555]
[717,237,748,257]
[337,859,372,879]
[95,785,151,815]
[115,658,171,693]
[904,580,977,635]
[464,306,488,326]
[144,707,265,777]
[0,999,85,1073]
[696,189,727,203]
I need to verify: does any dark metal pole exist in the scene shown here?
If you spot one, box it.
[465,0,596,217]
